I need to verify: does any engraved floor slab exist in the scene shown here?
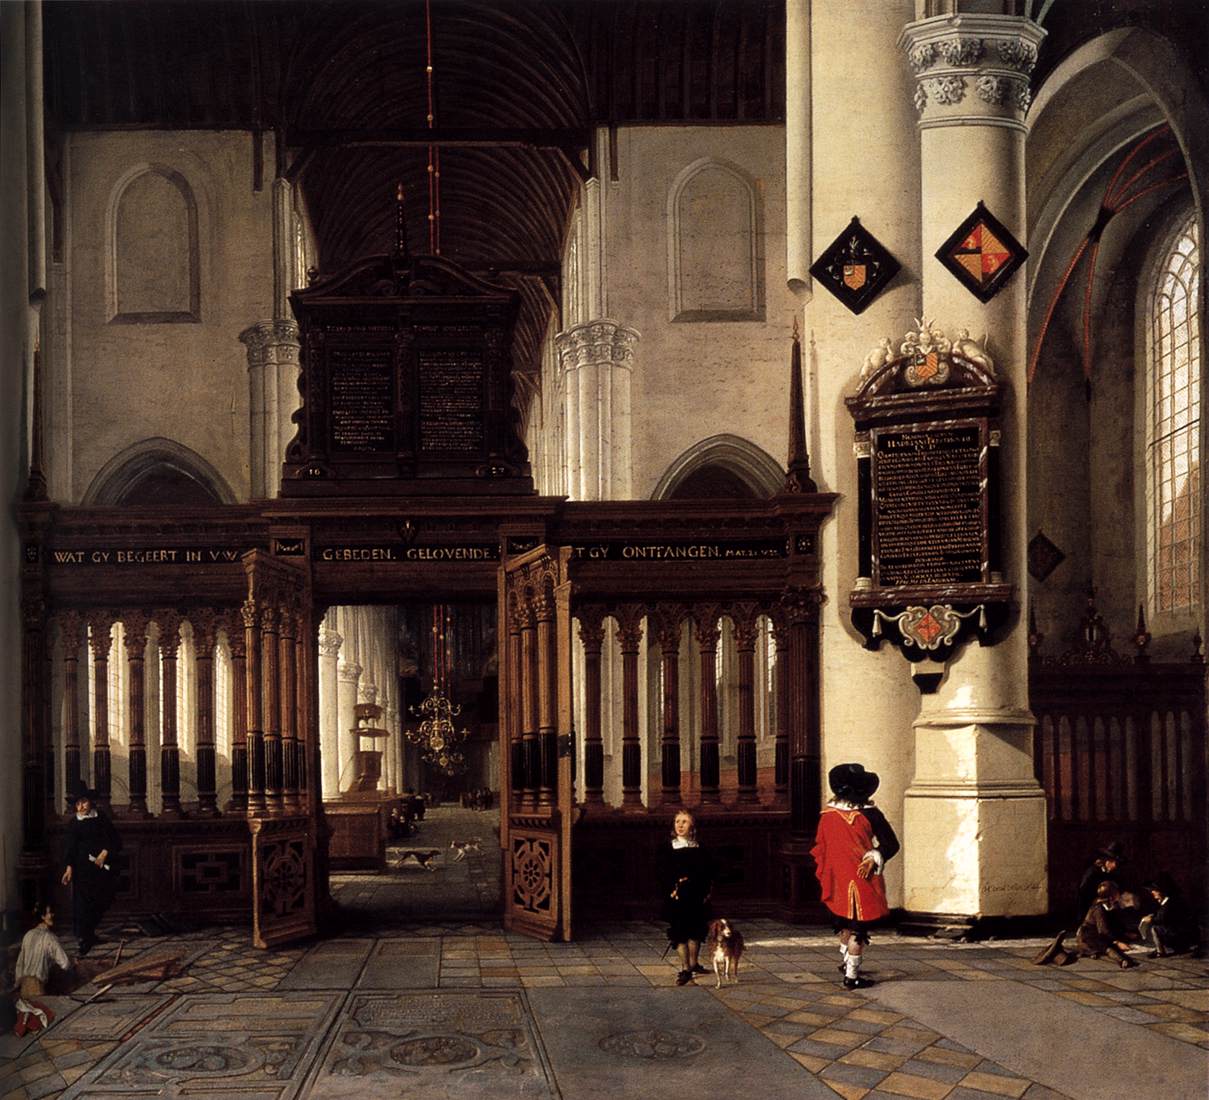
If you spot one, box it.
[58,993,343,1100]
[305,991,556,1098]
[355,939,441,989]
[527,985,838,1099]
[53,995,173,1042]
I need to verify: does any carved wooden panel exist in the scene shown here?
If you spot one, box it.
[250,815,316,948]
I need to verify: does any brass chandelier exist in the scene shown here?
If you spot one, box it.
[407,605,468,775]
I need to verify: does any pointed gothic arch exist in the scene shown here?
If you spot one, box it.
[651,434,784,501]
[83,438,236,506]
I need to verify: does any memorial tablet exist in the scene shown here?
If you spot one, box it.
[418,348,485,455]
[329,346,395,452]
[873,422,985,586]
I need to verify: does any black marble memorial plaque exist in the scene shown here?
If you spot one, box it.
[328,346,395,452]
[418,348,485,455]
[873,422,986,587]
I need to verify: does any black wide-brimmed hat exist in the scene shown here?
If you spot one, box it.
[69,780,98,803]
[1095,841,1125,862]
[828,762,880,802]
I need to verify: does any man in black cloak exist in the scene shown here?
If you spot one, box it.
[61,782,122,956]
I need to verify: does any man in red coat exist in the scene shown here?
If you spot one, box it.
[812,762,900,989]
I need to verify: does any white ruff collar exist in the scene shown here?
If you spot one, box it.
[671,837,697,849]
[827,799,871,811]
[75,809,98,821]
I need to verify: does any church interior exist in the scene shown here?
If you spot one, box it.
[1,2,1206,1098]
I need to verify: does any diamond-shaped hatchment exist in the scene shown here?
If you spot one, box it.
[1028,530,1065,582]
[935,201,1028,302]
[810,216,901,314]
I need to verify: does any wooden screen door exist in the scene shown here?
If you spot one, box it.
[499,545,575,940]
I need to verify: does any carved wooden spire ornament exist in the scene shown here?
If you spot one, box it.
[395,182,410,261]
[24,338,48,502]
[783,318,816,493]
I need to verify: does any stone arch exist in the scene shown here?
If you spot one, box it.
[666,158,764,322]
[107,164,201,323]
[83,438,236,506]
[651,434,783,501]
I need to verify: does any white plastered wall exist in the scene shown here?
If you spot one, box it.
[66,131,274,503]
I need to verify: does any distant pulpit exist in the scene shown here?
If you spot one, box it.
[281,246,532,495]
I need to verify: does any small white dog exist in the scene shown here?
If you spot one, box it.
[449,839,483,862]
[707,918,745,988]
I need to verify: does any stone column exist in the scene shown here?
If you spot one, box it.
[239,319,301,500]
[318,623,342,801]
[899,12,1048,921]
[554,320,639,501]
[335,657,361,795]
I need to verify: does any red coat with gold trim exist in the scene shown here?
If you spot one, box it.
[811,804,896,923]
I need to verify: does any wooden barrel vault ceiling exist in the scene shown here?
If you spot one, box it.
[43,0,786,388]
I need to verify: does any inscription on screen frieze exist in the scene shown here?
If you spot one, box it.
[873,424,985,586]
[328,346,396,452]
[418,349,485,455]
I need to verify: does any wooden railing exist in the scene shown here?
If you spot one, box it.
[1028,600,1206,916]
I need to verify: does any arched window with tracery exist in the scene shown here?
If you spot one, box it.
[1147,216,1201,614]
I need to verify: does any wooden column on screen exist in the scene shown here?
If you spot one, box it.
[262,605,284,814]
[772,610,790,806]
[535,584,556,809]
[243,599,267,815]
[578,607,606,804]
[158,612,183,817]
[60,611,84,806]
[616,605,644,810]
[519,600,539,808]
[732,604,759,804]
[506,594,525,809]
[694,606,721,804]
[280,604,301,811]
[227,610,249,813]
[122,613,151,817]
[194,610,219,816]
[87,614,114,811]
[655,605,683,805]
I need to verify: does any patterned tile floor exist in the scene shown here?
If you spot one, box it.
[3,917,1204,1100]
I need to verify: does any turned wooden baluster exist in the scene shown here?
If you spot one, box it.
[616,605,645,810]
[122,612,151,817]
[518,597,539,809]
[654,605,684,806]
[694,606,722,805]
[226,610,249,813]
[261,604,283,814]
[60,611,84,809]
[506,594,525,809]
[771,610,790,806]
[193,610,219,816]
[86,614,115,811]
[243,599,267,815]
[577,607,606,805]
[280,604,301,812]
[534,583,557,810]
[158,611,184,817]
[731,603,760,804]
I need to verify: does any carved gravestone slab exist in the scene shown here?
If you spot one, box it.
[846,322,1012,667]
[281,252,532,495]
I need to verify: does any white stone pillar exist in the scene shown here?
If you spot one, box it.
[239,319,301,499]
[785,0,811,292]
[899,13,1048,920]
[805,0,922,910]
[554,320,639,502]
[317,623,342,801]
[335,610,362,795]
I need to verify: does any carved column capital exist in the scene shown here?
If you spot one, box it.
[86,613,115,658]
[693,604,722,649]
[576,606,607,651]
[899,14,1045,131]
[554,318,641,375]
[157,611,183,658]
[337,660,362,684]
[318,627,343,658]
[239,318,302,368]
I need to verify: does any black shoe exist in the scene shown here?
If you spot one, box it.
[676,970,694,986]
[78,938,95,958]
[843,976,874,990]
[690,964,708,975]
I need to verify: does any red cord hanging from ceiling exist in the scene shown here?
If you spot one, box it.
[425,0,441,256]
[1027,124,1187,389]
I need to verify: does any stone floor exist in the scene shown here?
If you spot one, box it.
[2,809,1206,1100]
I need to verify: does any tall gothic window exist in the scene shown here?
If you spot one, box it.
[1147,216,1201,613]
